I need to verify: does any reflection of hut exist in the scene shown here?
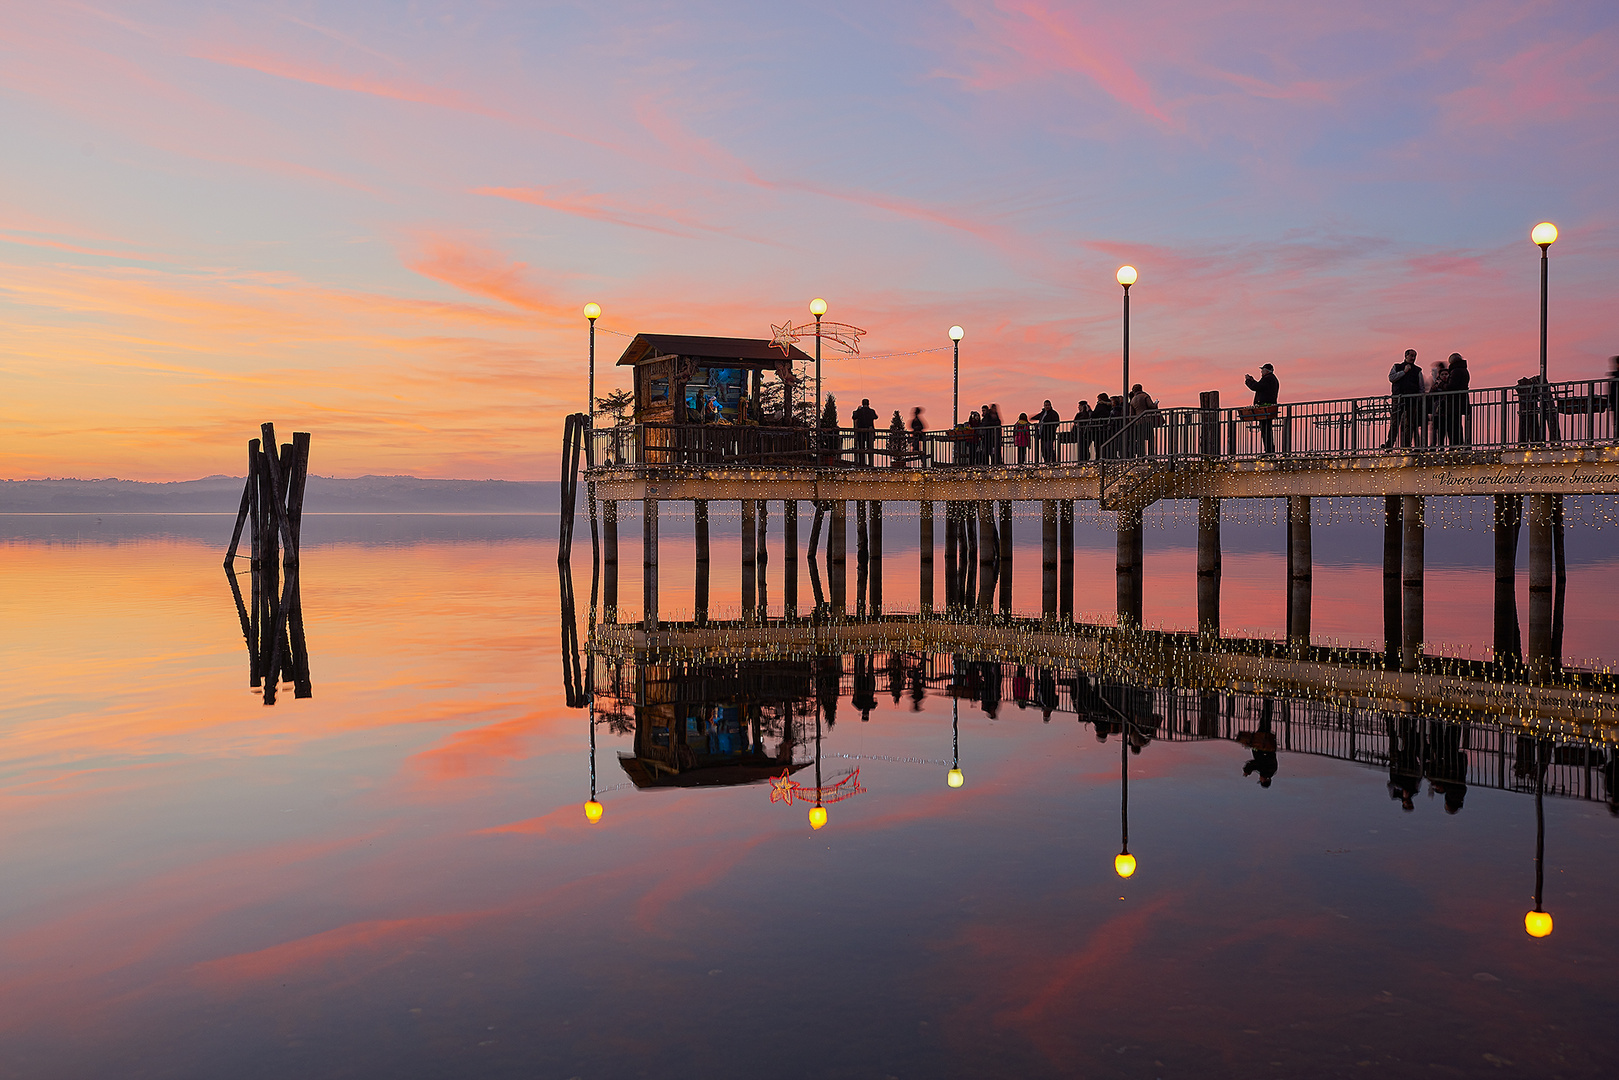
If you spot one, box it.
[616,661,815,789]
[618,333,812,425]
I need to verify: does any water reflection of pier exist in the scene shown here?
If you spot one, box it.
[582,639,1617,809]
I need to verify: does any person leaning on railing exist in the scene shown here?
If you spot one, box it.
[1382,351,1425,450]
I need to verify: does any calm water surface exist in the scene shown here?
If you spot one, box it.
[2,510,1617,1079]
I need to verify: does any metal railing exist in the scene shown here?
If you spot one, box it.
[588,378,1619,471]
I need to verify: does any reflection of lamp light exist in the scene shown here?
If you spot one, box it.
[1116,267,1136,423]
[1531,224,1556,382]
[584,707,603,823]
[809,805,828,829]
[584,799,604,823]
[946,694,964,788]
[1525,741,1552,937]
[1116,700,1135,879]
[810,298,827,417]
[949,326,965,427]
[583,303,601,425]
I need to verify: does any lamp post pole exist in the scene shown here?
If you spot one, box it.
[1116,266,1137,423]
[583,302,601,427]
[949,325,965,427]
[810,298,827,419]
[1532,223,1557,383]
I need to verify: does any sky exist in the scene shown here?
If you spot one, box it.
[1,0,1616,481]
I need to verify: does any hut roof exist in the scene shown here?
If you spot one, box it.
[614,333,812,368]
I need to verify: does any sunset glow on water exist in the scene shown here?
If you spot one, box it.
[0,514,1615,1077]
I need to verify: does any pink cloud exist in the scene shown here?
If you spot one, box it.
[1441,34,1619,132]
[402,236,561,314]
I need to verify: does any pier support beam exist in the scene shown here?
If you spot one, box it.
[742,499,757,621]
[1287,496,1312,650]
[1196,497,1221,639]
[757,500,770,619]
[830,500,848,614]
[1528,493,1557,676]
[694,499,710,627]
[1059,501,1075,620]
[855,501,869,616]
[1116,507,1143,627]
[1383,496,1401,668]
[870,501,883,615]
[998,500,1013,613]
[784,500,798,618]
[1494,494,1521,666]
[920,500,934,614]
[945,502,959,608]
[1041,501,1058,617]
[1401,494,1423,672]
[603,500,618,623]
[643,498,659,631]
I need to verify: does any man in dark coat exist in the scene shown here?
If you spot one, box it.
[1034,400,1060,463]
[1383,351,1425,449]
[851,398,879,466]
[1243,362,1279,453]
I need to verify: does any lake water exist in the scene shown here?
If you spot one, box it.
[2,508,1616,1079]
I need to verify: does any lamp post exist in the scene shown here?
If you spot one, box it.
[810,700,828,830]
[583,302,602,426]
[1116,266,1137,423]
[949,325,964,427]
[584,710,603,823]
[1114,712,1136,878]
[947,695,964,788]
[810,297,828,419]
[1525,741,1552,937]
[1531,223,1557,383]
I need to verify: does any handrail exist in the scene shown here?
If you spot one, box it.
[586,378,1619,471]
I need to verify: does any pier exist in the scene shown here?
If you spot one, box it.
[572,333,1617,676]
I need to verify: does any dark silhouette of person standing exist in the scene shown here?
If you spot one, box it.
[851,398,879,466]
[1383,351,1425,449]
[1244,363,1279,454]
[1035,400,1060,463]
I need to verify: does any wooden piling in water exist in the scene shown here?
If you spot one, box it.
[1287,495,1312,650]
[1401,494,1424,672]
[1116,508,1143,627]
[604,500,619,623]
[830,501,848,614]
[1493,493,1520,665]
[919,500,934,614]
[783,500,799,617]
[643,498,660,630]
[742,498,757,621]
[1528,493,1555,675]
[1059,500,1074,619]
[870,501,883,615]
[1197,496,1221,639]
[1383,495,1402,668]
[1041,500,1057,617]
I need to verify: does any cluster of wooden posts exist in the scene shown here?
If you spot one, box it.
[224,423,312,704]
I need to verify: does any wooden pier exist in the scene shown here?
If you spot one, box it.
[571,336,1615,677]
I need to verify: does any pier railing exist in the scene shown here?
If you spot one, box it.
[588,378,1619,471]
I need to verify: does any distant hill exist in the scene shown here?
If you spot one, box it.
[0,476,567,514]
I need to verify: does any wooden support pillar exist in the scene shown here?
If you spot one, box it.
[1196,497,1221,640]
[783,501,798,618]
[998,500,1013,613]
[855,500,869,616]
[1383,495,1402,668]
[643,499,660,630]
[870,501,883,615]
[1041,500,1058,617]
[757,500,770,618]
[1059,500,1074,619]
[694,500,709,627]
[1287,495,1312,650]
[1528,493,1556,676]
[1552,493,1567,664]
[1116,507,1143,627]
[742,499,757,621]
[944,503,959,608]
[1494,494,1521,666]
[830,501,848,614]
[604,500,619,623]
[977,501,997,569]
[964,509,978,606]
[1401,494,1423,672]
[919,500,934,614]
